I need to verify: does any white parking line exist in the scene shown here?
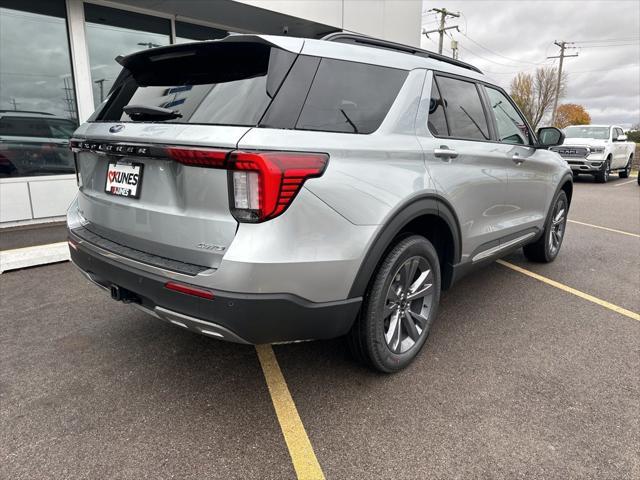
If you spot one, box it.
[567,220,640,238]
[614,179,637,187]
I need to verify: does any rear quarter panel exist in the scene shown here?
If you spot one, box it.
[238,69,433,228]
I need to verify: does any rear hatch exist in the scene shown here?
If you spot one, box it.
[72,37,302,270]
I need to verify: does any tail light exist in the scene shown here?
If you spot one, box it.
[228,151,328,223]
[166,147,228,168]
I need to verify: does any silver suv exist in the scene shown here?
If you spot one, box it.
[67,34,572,372]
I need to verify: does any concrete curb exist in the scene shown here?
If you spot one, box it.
[0,242,70,274]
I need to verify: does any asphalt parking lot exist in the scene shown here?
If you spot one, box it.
[1,176,638,479]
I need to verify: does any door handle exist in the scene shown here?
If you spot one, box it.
[434,146,458,160]
[512,153,524,165]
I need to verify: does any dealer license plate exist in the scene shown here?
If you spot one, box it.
[105,162,143,198]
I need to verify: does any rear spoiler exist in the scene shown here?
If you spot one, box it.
[115,34,304,71]
[109,35,304,95]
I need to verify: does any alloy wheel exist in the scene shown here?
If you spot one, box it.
[383,256,434,354]
[548,197,567,256]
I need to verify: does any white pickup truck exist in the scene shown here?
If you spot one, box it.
[550,125,635,182]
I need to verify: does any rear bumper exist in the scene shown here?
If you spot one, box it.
[68,230,361,344]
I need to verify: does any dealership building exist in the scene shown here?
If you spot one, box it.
[0,0,420,227]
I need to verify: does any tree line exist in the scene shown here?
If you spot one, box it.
[509,66,590,130]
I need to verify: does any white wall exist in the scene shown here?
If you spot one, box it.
[237,0,422,46]
[0,175,76,226]
[236,0,343,27]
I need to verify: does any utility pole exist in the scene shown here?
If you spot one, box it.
[10,98,18,110]
[547,40,578,126]
[423,8,460,55]
[94,79,106,103]
[62,77,77,122]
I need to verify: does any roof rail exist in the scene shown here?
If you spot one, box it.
[0,109,55,116]
[321,32,483,74]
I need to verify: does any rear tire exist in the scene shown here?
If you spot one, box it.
[523,190,568,263]
[348,235,441,373]
[619,155,632,178]
[595,157,611,183]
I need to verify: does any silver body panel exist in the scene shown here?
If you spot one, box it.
[68,34,571,309]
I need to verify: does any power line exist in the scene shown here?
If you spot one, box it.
[572,37,640,43]
[576,43,638,48]
[459,32,547,66]
[458,43,550,69]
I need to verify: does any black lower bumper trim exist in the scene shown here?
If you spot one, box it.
[69,234,362,344]
[71,226,210,276]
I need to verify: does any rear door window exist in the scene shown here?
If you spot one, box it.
[435,76,490,141]
[295,59,407,134]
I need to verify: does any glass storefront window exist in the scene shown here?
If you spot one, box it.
[175,21,228,43]
[84,3,171,107]
[0,0,77,178]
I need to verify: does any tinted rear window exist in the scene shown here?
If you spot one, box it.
[94,42,407,133]
[97,43,296,126]
[296,59,407,134]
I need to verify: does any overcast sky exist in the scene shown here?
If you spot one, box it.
[421,0,640,129]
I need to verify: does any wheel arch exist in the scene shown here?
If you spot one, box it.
[348,195,462,298]
[559,174,573,206]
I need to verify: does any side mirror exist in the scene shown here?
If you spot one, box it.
[536,127,565,148]
[615,134,627,142]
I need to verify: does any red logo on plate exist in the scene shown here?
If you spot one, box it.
[108,171,117,183]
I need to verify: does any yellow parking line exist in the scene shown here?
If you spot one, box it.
[256,344,325,480]
[497,260,640,322]
[567,220,640,238]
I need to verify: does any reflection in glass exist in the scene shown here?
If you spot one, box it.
[486,87,530,145]
[0,0,77,177]
[84,3,171,107]
[175,21,227,44]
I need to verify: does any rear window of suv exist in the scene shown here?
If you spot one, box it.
[98,43,296,127]
[95,42,407,134]
[295,58,407,134]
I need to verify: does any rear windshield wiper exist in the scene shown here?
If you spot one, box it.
[123,104,182,121]
[340,108,359,134]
